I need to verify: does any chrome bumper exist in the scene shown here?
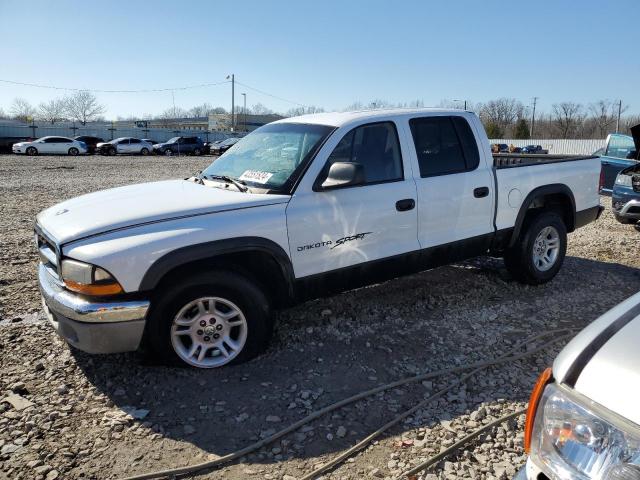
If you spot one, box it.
[615,199,640,220]
[38,263,149,354]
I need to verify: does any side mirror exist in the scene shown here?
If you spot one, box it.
[321,162,365,189]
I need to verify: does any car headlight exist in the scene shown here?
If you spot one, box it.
[616,174,633,187]
[530,383,640,480]
[60,259,123,296]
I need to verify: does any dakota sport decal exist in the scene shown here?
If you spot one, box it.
[297,232,373,252]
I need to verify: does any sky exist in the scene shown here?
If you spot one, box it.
[0,0,639,119]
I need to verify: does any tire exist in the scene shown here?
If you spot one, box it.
[193,148,201,156]
[164,149,173,156]
[140,147,149,156]
[26,146,37,156]
[504,211,567,285]
[68,147,79,156]
[109,147,117,156]
[146,270,272,368]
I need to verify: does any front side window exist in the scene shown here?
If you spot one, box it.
[323,121,403,185]
[409,116,478,177]
[201,122,334,192]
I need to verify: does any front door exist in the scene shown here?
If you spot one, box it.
[286,121,420,279]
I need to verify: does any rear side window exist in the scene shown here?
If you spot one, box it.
[130,138,141,144]
[409,116,479,177]
[324,121,403,185]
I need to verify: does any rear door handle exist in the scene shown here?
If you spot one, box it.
[395,199,415,211]
[473,187,489,198]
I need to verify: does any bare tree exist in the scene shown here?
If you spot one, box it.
[250,103,273,115]
[0,107,7,119]
[588,100,619,137]
[38,98,67,124]
[479,98,523,130]
[188,103,225,118]
[64,90,106,125]
[552,102,585,138]
[10,98,36,122]
[285,105,324,117]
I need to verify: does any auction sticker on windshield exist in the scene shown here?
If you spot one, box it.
[239,170,274,184]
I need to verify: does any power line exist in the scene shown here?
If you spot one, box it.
[234,80,306,107]
[0,78,230,93]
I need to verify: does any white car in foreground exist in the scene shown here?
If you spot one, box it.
[12,136,88,155]
[517,291,640,479]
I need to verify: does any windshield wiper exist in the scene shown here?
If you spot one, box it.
[202,174,248,192]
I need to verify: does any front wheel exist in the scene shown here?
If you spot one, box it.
[146,270,272,368]
[68,147,79,156]
[26,146,37,156]
[193,148,201,156]
[504,211,567,285]
[164,149,173,156]
[108,147,117,156]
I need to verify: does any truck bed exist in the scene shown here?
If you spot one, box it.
[493,153,597,168]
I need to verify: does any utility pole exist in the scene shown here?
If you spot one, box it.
[530,97,538,139]
[242,93,247,132]
[226,74,235,131]
[616,99,622,133]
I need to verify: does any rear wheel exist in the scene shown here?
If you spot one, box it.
[146,270,272,368]
[504,211,567,285]
[140,147,149,156]
[26,146,37,156]
[68,147,79,156]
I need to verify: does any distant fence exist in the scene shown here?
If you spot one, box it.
[0,123,232,143]
[490,139,606,155]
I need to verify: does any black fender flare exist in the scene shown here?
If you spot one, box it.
[509,184,576,247]
[138,236,295,296]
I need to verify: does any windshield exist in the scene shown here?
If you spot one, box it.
[167,137,180,143]
[201,123,334,192]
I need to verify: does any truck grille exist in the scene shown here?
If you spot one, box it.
[35,228,60,279]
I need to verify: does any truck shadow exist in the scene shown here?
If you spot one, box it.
[71,255,640,477]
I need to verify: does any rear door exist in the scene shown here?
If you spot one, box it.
[286,120,420,278]
[406,114,495,250]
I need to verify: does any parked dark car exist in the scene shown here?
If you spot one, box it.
[210,137,240,155]
[152,136,205,156]
[598,126,639,193]
[0,136,32,153]
[521,144,548,154]
[74,136,104,154]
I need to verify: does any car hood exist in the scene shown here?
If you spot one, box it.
[553,291,640,425]
[154,142,173,148]
[36,179,290,245]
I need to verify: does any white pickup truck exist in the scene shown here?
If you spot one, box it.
[35,109,603,368]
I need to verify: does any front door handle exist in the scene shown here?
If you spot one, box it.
[473,187,490,198]
[396,199,415,211]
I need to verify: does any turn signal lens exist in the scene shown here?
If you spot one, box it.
[60,259,124,296]
[524,367,553,453]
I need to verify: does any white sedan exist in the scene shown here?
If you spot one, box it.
[13,136,88,156]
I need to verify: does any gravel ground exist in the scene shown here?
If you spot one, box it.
[0,154,639,480]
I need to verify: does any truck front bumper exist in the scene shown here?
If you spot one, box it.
[38,263,149,354]
[612,199,640,223]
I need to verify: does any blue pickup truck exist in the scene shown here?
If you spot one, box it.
[599,126,639,193]
[611,125,640,226]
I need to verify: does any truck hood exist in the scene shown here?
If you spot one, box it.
[553,291,640,426]
[36,180,290,245]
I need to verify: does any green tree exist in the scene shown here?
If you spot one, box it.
[513,118,530,139]
[485,121,504,139]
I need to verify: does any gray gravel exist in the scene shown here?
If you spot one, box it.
[0,154,639,480]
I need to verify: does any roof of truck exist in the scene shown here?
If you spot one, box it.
[274,108,472,128]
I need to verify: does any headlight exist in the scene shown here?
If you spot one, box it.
[60,259,123,296]
[530,383,640,479]
[616,174,633,187]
